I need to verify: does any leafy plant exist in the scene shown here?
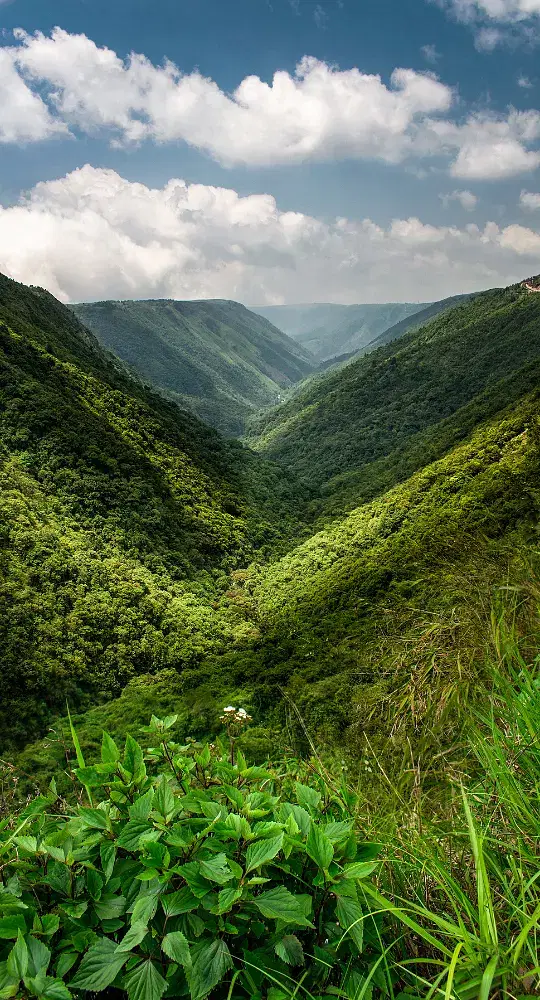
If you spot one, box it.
[0,715,385,1000]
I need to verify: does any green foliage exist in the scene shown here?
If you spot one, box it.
[0,717,387,1000]
[249,285,540,496]
[71,299,314,436]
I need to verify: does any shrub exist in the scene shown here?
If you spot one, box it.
[0,715,384,1000]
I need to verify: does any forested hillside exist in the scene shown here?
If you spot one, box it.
[0,273,307,749]
[253,301,428,360]
[249,285,540,497]
[71,298,314,435]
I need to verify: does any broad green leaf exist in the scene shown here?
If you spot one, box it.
[131,895,159,925]
[117,821,155,852]
[41,916,60,938]
[295,783,321,811]
[198,854,233,885]
[116,921,148,953]
[123,959,167,1000]
[59,901,88,920]
[0,916,26,940]
[161,888,199,917]
[324,821,354,843]
[336,897,364,953]
[189,939,233,1000]
[254,887,314,927]
[70,937,133,991]
[162,932,192,969]
[211,887,242,915]
[280,804,311,837]
[94,894,126,921]
[306,824,334,871]
[129,790,155,823]
[78,808,110,831]
[87,869,104,901]
[101,731,120,764]
[100,843,116,883]
[154,777,175,820]
[245,834,284,874]
[275,935,304,967]
[27,935,51,977]
[7,931,28,980]
[124,736,146,785]
[13,837,38,853]
[55,953,78,979]
[74,767,107,788]
[39,977,73,1000]
[177,863,212,898]
[341,862,377,880]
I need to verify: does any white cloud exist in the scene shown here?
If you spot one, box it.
[436,0,540,48]
[447,0,540,20]
[0,46,66,143]
[0,165,538,305]
[441,188,478,208]
[1,28,540,178]
[520,188,540,207]
[518,74,534,86]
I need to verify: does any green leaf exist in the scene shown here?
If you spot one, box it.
[7,931,28,980]
[100,843,116,883]
[94,894,126,921]
[117,821,155,852]
[116,922,148,953]
[41,916,60,939]
[161,888,199,917]
[129,789,155,822]
[245,834,284,874]
[324,821,354,843]
[39,977,73,1000]
[55,953,78,979]
[162,932,192,969]
[87,869,104,901]
[27,936,51,978]
[102,731,120,764]
[189,939,233,1000]
[154,777,175,820]
[295,783,321,811]
[198,854,233,885]
[275,935,304,967]
[254,887,314,927]
[341,862,377,880]
[70,937,133,991]
[74,767,107,788]
[124,736,146,786]
[177,862,212,899]
[78,808,110,831]
[123,959,167,1000]
[336,896,364,953]
[214,887,242,915]
[131,895,159,925]
[306,824,334,871]
[0,961,18,1000]
[0,916,26,940]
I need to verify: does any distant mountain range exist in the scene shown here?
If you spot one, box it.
[71,298,315,435]
[253,297,471,362]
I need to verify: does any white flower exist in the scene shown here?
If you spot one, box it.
[237,709,248,718]
[223,706,236,713]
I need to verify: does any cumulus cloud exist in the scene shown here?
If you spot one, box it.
[0,46,66,143]
[436,0,540,48]
[1,28,540,178]
[441,189,478,208]
[520,188,540,207]
[0,165,537,305]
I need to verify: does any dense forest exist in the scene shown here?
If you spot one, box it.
[1,270,540,999]
[71,299,314,436]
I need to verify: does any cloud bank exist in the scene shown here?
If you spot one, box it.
[1,165,539,305]
[1,28,540,178]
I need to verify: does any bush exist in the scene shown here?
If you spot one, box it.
[0,715,384,1000]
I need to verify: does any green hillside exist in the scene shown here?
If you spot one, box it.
[253,301,430,360]
[248,285,540,494]
[71,298,315,435]
[355,292,471,356]
[0,273,308,750]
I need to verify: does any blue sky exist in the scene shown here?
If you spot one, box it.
[1,0,540,303]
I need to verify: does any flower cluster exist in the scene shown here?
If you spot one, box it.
[219,705,252,726]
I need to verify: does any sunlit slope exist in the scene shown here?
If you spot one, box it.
[249,286,540,494]
[0,273,300,748]
[72,298,315,435]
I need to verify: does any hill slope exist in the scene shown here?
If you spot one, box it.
[249,285,540,495]
[253,301,430,360]
[71,298,315,435]
[0,273,304,749]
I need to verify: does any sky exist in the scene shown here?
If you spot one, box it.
[2,0,540,303]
